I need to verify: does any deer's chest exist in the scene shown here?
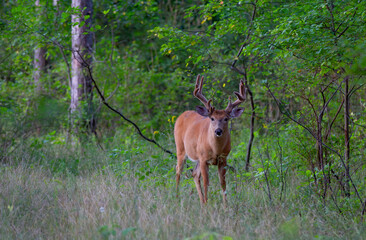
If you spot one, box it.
[207,154,227,165]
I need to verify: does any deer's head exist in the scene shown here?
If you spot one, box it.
[194,75,246,137]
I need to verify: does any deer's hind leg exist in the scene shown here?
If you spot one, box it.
[176,147,186,196]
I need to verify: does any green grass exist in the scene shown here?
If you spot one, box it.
[1,140,365,239]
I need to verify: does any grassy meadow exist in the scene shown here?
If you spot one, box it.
[1,131,365,240]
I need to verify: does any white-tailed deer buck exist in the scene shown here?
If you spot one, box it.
[175,75,246,204]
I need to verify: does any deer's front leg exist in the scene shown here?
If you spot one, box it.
[176,152,186,196]
[218,159,227,205]
[200,161,209,203]
[193,162,204,203]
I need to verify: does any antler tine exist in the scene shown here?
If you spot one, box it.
[193,75,213,111]
[193,75,202,96]
[225,80,246,112]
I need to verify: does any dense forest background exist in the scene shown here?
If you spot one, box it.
[1,0,366,239]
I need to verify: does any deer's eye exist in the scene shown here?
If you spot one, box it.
[224,118,228,122]
[210,117,214,121]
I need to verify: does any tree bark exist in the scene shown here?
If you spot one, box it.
[33,0,46,93]
[33,47,46,93]
[70,0,95,134]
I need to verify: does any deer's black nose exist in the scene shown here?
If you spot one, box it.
[215,129,223,137]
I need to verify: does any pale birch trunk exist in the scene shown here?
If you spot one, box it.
[33,0,46,93]
[70,0,94,134]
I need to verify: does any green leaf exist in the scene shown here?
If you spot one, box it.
[121,227,137,236]
[222,236,233,240]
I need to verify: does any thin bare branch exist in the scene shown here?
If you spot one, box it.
[266,84,363,208]
[74,51,174,156]
[231,0,258,68]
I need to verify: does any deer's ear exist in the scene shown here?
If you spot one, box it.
[230,107,244,118]
[196,106,210,117]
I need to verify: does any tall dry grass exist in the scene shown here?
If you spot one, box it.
[1,161,365,239]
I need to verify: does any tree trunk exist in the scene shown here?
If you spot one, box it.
[33,0,46,93]
[344,76,350,197]
[245,94,255,171]
[244,78,255,172]
[33,47,46,93]
[70,0,95,135]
